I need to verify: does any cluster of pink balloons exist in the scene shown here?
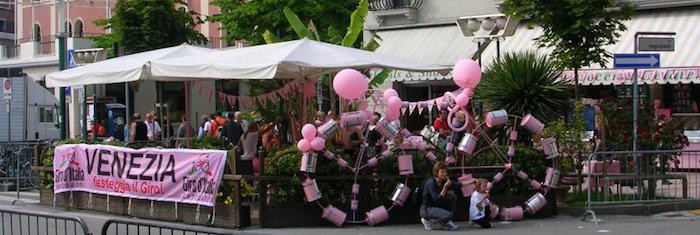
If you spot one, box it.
[297,124,326,152]
[383,88,402,121]
[452,59,482,89]
[333,69,369,101]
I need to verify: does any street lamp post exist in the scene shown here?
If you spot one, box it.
[58,0,67,140]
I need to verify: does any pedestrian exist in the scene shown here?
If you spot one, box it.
[176,115,195,138]
[470,178,493,228]
[420,161,460,230]
[221,113,244,148]
[129,113,148,143]
[198,114,209,139]
[144,112,162,141]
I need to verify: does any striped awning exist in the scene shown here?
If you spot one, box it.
[375,25,478,82]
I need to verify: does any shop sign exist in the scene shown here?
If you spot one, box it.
[560,67,700,85]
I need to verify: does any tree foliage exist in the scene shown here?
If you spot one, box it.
[504,0,633,70]
[210,0,358,45]
[92,0,206,54]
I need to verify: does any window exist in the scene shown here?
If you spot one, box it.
[39,107,55,123]
[33,24,41,42]
[0,20,6,32]
[74,20,83,38]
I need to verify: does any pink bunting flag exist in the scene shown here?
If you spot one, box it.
[418,101,425,115]
[238,97,245,109]
[227,96,237,108]
[218,92,226,105]
[258,96,267,106]
[427,100,435,113]
[409,102,417,114]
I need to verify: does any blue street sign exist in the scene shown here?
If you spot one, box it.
[613,53,660,69]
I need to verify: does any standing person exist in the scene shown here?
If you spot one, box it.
[238,122,272,161]
[433,109,451,149]
[221,113,244,148]
[198,115,210,139]
[470,178,493,229]
[209,113,225,137]
[176,116,195,138]
[340,125,363,158]
[365,112,382,155]
[129,113,148,143]
[234,111,250,132]
[145,112,162,141]
[420,161,460,230]
[450,110,467,145]
[315,111,327,127]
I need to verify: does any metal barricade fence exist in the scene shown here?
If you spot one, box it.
[0,207,92,235]
[101,218,236,235]
[0,142,41,192]
[583,150,700,223]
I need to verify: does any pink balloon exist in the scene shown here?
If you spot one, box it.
[452,59,482,89]
[385,108,399,121]
[301,124,317,141]
[297,139,311,152]
[455,93,469,107]
[333,69,368,101]
[311,137,326,151]
[383,89,398,102]
[387,96,402,111]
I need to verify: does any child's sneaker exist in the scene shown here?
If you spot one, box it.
[445,220,459,230]
[421,218,433,230]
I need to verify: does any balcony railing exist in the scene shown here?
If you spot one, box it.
[2,44,20,59]
[368,0,423,11]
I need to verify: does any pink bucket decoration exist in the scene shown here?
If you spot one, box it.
[446,142,454,152]
[367,157,378,167]
[340,111,367,128]
[300,153,318,173]
[489,204,501,220]
[322,205,347,227]
[317,120,339,139]
[525,193,547,214]
[457,133,478,155]
[323,150,336,160]
[445,155,456,165]
[486,182,493,191]
[365,206,389,226]
[493,172,504,183]
[530,180,542,190]
[500,206,524,221]
[376,119,399,139]
[520,114,544,134]
[397,155,414,176]
[337,158,349,168]
[351,199,359,211]
[352,183,360,195]
[390,183,411,206]
[401,129,412,137]
[381,149,393,159]
[485,109,508,127]
[544,167,560,187]
[458,174,476,196]
[402,136,425,150]
[517,171,529,180]
[425,151,437,162]
[509,130,518,141]
[507,145,516,157]
[302,179,322,202]
[542,138,559,158]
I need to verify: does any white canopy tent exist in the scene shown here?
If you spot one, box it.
[150,38,449,79]
[45,43,214,88]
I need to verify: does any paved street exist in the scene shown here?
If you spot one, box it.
[0,191,699,235]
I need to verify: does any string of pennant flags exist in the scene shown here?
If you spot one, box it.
[191,77,313,110]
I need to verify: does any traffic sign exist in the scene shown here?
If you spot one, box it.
[638,37,674,51]
[2,78,11,100]
[613,53,660,69]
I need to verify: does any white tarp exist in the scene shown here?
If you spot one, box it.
[150,38,449,79]
[45,44,214,88]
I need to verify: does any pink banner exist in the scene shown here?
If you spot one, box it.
[53,144,227,207]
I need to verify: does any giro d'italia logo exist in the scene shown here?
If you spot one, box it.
[57,147,79,171]
[189,155,212,177]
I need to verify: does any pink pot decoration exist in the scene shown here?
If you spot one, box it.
[390,183,411,206]
[485,109,508,128]
[340,111,368,128]
[397,155,414,176]
[376,119,399,139]
[383,88,398,102]
[520,114,545,134]
[322,205,347,227]
[446,142,454,152]
[381,150,393,159]
[452,59,482,89]
[525,193,547,215]
[337,158,349,168]
[509,130,518,141]
[530,180,542,190]
[517,171,529,180]
[401,129,412,137]
[302,179,322,202]
[352,183,360,195]
[333,69,368,101]
[300,153,318,173]
[317,120,339,139]
[542,138,559,158]
[425,151,437,162]
[351,199,359,211]
[445,155,456,165]
[367,157,379,167]
[457,133,478,155]
[365,206,389,226]
[544,167,560,187]
[500,206,524,221]
[297,139,311,152]
[507,145,516,157]
[486,182,493,191]
[301,124,317,141]
[458,174,476,196]
[323,151,336,160]
[493,172,504,183]
[311,137,326,151]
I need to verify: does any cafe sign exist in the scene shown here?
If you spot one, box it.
[560,67,700,85]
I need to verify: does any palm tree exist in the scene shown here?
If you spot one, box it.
[476,51,571,123]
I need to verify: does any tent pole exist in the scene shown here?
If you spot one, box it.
[185,81,191,148]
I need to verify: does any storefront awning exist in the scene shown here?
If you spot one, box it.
[375,26,478,82]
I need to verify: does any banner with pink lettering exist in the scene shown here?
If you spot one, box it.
[53,144,227,207]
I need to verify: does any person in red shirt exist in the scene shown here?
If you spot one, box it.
[433,109,451,138]
[209,113,226,137]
